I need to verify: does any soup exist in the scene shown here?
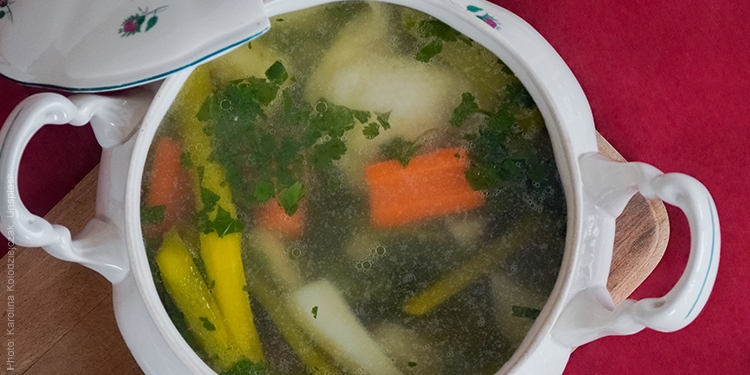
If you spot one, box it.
[141,2,566,374]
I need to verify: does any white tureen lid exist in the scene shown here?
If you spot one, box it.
[0,0,270,92]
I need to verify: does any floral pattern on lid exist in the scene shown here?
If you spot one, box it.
[0,0,271,91]
[119,6,168,37]
[466,5,501,30]
[0,0,14,22]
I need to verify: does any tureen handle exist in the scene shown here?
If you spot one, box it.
[554,153,720,347]
[0,92,149,283]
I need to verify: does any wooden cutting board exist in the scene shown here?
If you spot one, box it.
[0,134,668,375]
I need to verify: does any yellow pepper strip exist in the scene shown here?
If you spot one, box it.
[403,213,536,316]
[174,66,263,363]
[174,65,213,163]
[155,230,241,371]
[200,231,263,363]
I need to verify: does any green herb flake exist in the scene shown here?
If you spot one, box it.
[453,76,565,209]
[375,111,392,130]
[416,39,443,63]
[504,81,536,109]
[200,187,220,213]
[418,19,461,42]
[352,110,371,124]
[253,179,276,203]
[413,19,472,62]
[311,137,347,169]
[220,358,267,375]
[242,77,280,106]
[265,61,289,86]
[487,108,515,132]
[500,158,524,179]
[197,60,393,215]
[208,205,243,238]
[465,165,499,191]
[362,122,381,139]
[511,305,541,320]
[380,138,422,167]
[199,317,216,331]
[141,205,166,225]
[311,306,318,319]
[528,163,550,183]
[196,94,219,122]
[408,361,418,368]
[276,136,302,166]
[194,256,208,281]
[277,181,306,216]
[451,92,480,127]
[247,42,252,49]
[179,152,193,169]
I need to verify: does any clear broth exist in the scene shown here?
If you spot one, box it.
[141,2,567,375]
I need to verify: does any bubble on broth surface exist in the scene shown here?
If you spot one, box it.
[375,245,386,256]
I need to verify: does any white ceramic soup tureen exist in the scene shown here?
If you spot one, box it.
[0,0,719,374]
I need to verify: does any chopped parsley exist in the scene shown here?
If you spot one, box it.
[361,111,392,139]
[193,167,242,237]
[353,109,371,124]
[198,61,389,216]
[416,39,443,63]
[408,361,418,368]
[220,358,267,375]
[411,19,472,62]
[264,61,289,86]
[207,205,243,237]
[450,92,492,127]
[380,137,422,167]
[199,187,220,214]
[450,83,565,213]
[180,152,193,168]
[141,205,165,225]
[193,256,208,282]
[252,179,275,203]
[277,181,306,216]
[311,305,319,319]
[375,111,392,130]
[199,317,216,331]
[511,306,541,320]
[362,122,381,139]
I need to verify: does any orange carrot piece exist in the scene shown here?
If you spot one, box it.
[147,138,192,230]
[365,148,484,227]
[256,199,306,238]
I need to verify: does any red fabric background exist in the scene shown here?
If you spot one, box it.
[1,0,748,373]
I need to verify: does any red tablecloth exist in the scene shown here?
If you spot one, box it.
[1,0,748,374]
